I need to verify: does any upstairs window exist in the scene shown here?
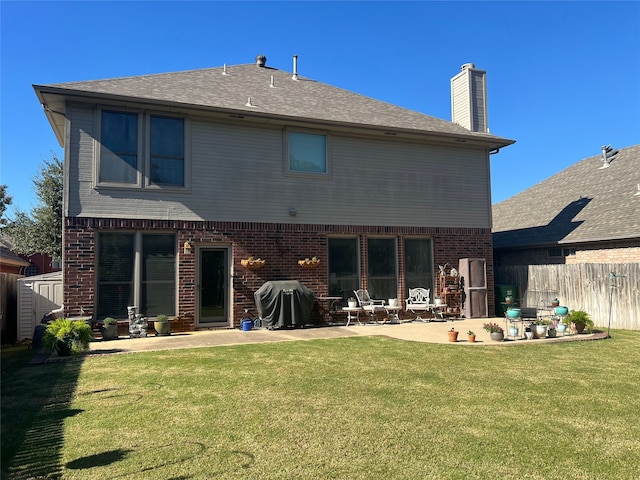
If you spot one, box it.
[149,115,185,186]
[97,108,187,189]
[287,131,328,175]
[99,110,140,184]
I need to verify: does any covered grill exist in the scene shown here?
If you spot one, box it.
[254,280,315,328]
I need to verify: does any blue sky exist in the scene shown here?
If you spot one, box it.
[2,1,639,213]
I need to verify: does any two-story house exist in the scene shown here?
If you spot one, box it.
[33,56,514,329]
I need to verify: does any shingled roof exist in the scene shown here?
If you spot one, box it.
[34,60,514,149]
[492,144,640,248]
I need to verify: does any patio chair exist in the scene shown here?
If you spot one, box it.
[353,289,386,323]
[406,287,432,322]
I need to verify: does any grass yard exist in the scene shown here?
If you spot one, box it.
[2,330,640,479]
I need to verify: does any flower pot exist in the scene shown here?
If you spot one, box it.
[557,323,567,334]
[388,299,398,307]
[434,298,442,306]
[547,328,557,338]
[55,338,73,357]
[468,335,476,343]
[100,323,118,340]
[524,331,534,340]
[490,332,504,342]
[506,308,521,319]
[508,326,519,337]
[448,331,459,342]
[571,322,586,334]
[555,306,568,316]
[154,321,171,336]
[533,325,547,338]
[348,301,358,309]
[505,296,513,305]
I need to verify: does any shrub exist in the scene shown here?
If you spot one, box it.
[42,318,93,354]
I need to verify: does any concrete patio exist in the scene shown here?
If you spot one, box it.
[85,317,607,356]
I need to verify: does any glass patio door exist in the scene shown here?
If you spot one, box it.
[198,248,229,326]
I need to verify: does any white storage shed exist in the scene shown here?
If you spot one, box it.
[17,271,63,341]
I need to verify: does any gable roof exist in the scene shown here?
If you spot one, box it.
[492,144,640,249]
[34,62,514,150]
[0,246,30,269]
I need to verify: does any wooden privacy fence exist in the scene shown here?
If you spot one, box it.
[495,263,640,331]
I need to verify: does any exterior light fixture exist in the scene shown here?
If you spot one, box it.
[183,241,192,254]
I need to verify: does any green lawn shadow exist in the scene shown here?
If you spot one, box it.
[1,346,84,480]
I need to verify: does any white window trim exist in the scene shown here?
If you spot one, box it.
[284,127,331,178]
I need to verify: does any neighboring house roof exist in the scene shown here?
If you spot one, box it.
[0,246,31,269]
[33,60,514,150]
[492,144,640,249]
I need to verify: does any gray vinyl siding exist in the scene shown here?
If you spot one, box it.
[67,104,492,228]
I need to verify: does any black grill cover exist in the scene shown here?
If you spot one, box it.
[254,280,315,328]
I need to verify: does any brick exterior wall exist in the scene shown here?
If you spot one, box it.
[64,217,494,330]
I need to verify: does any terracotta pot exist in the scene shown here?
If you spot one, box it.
[468,335,476,343]
[448,331,459,342]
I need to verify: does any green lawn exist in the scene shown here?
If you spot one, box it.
[2,331,640,479]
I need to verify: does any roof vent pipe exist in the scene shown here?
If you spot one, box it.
[256,54,267,67]
[222,64,229,75]
[600,144,618,168]
[270,75,275,88]
[292,54,299,81]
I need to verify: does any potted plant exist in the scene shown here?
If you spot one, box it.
[556,320,568,334]
[434,296,443,306]
[154,314,171,336]
[532,318,549,338]
[508,324,519,337]
[551,298,560,307]
[43,318,93,356]
[483,322,504,341]
[524,325,534,340]
[347,298,358,308]
[566,310,593,334]
[467,330,476,343]
[447,327,459,342]
[100,317,118,340]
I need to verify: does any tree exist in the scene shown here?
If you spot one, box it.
[0,184,12,226]
[5,154,63,259]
